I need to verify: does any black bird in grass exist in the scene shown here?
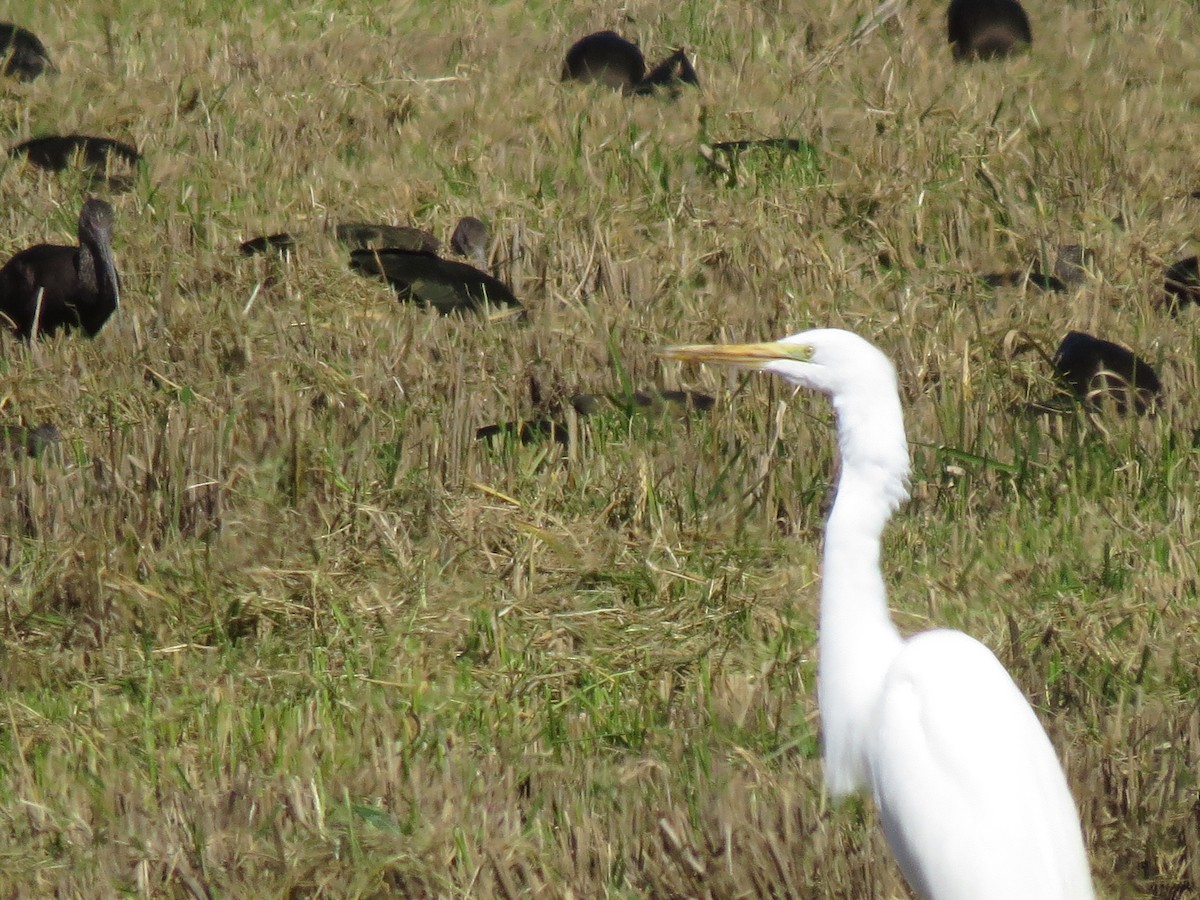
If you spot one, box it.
[334,224,439,253]
[239,223,440,257]
[634,48,699,95]
[476,418,571,446]
[981,271,1066,292]
[238,232,298,257]
[626,388,716,414]
[0,199,120,339]
[9,136,140,172]
[947,0,1032,60]
[1052,244,1095,288]
[0,423,61,457]
[980,246,1094,293]
[1051,331,1161,415]
[1163,256,1200,314]
[562,31,645,91]
[343,217,515,316]
[0,23,54,81]
[562,31,698,95]
[350,247,521,316]
[476,375,584,446]
[10,135,142,191]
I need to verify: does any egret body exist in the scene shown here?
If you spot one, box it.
[663,329,1094,900]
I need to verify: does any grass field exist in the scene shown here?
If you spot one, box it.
[0,0,1197,895]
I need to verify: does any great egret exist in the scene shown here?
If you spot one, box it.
[662,329,1094,900]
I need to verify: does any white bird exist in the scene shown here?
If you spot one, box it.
[662,328,1094,900]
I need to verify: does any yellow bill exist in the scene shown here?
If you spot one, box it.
[659,340,813,368]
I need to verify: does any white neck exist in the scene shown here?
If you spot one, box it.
[818,389,909,796]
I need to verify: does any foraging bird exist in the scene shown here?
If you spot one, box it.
[0,199,120,339]
[238,232,299,257]
[662,329,1094,900]
[348,247,521,316]
[1163,255,1200,313]
[561,31,646,92]
[1052,330,1161,415]
[0,23,54,81]
[633,47,699,95]
[561,31,699,95]
[334,223,439,253]
[239,223,439,257]
[981,270,1066,292]
[0,422,60,457]
[1052,245,1095,288]
[9,134,141,191]
[947,0,1032,60]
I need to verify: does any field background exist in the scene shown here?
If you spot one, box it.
[0,0,1197,895]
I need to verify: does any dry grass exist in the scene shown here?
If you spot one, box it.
[0,0,1197,895]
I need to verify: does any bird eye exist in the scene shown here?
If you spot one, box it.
[787,345,814,361]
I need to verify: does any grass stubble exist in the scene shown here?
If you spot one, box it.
[0,0,1197,895]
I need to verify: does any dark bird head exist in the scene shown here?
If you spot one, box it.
[634,48,700,95]
[1052,245,1095,288]
[450,216,489,265]
[80,198,116,246]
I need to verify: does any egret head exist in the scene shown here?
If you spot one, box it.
[661,328,909,496]
[661,328,899,399]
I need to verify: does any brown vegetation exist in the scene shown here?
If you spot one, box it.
[0,0,1197,895]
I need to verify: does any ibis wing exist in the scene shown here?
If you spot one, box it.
[350,249,521,315]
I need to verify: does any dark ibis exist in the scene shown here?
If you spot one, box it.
[562,31,645,92]
[1052,245,1094,288]
[0,198,120,339]
[334,223,439,253]
[239,232,298,257]
[0,24,53,81]
[981,270,1066,292]
[1164,256,1200,314]
[9,135,141,191]
[0,422,61,457]
[239,223,438,257]
[476,419,570,446]
[562,31,698,95]
[349,248,521,317]
[1051,331,1161,415]
[947,0,1032,60]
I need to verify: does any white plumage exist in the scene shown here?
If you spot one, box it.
[663,328,1094,900]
